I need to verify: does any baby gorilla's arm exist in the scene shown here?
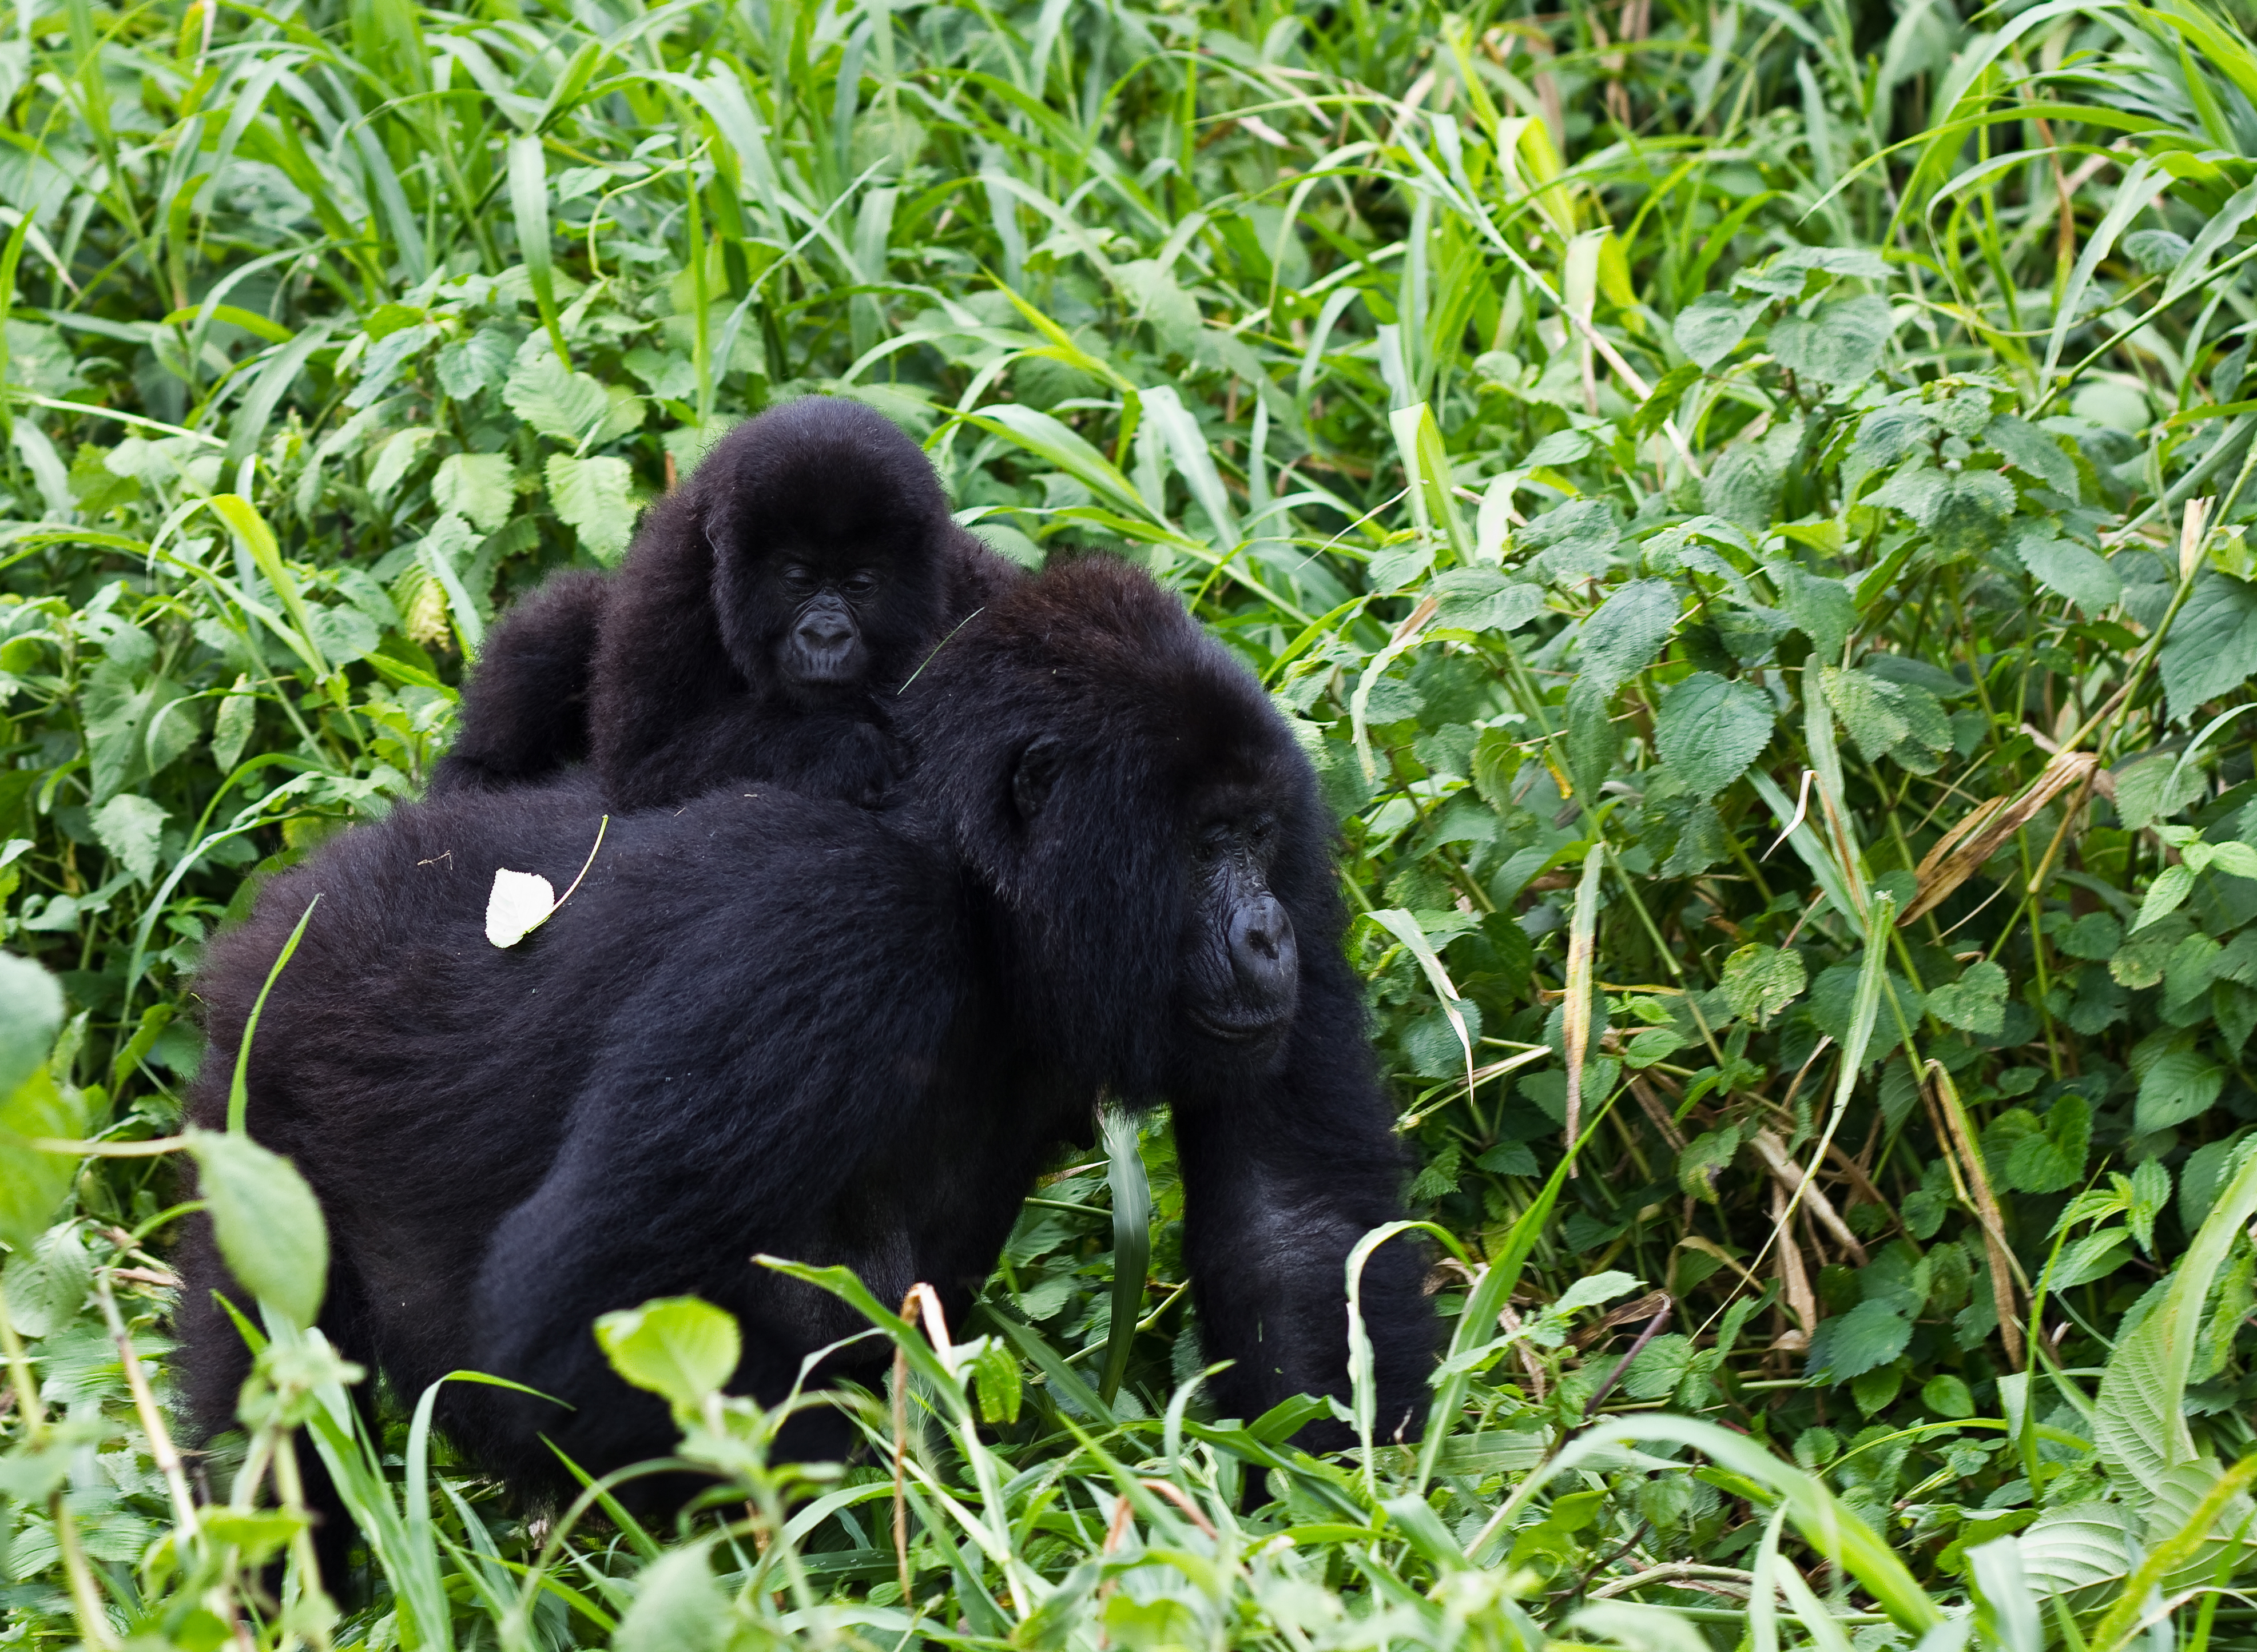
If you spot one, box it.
[430,571,609,795]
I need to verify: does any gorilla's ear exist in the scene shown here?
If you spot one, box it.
[1011,737,1064,822]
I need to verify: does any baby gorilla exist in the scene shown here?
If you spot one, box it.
[176,555,1432,1518]
[430,397,1017,808]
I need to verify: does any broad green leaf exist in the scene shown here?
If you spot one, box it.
[2052,1228,2133,1289]
[433,452,515,534]
[2160,571,2257,722]
[367,426,436,501]
[2134,1047,2224,1132]
[597,1296,742,1414]
[1820,664,1909,759]
[1988,415,2080,495]
[971,1337,1022,1424]
[1769,294,1896,386]
[507,351,611,444]
[1525,499,1624,583]
[1433,567,1545,632]
[1778,566,1857,661]
[1672,293,1757,369]
[2003,1093,2090,1193]
[2132,863,2196,930]
[612,1544,734,1652]
[2128,1157,2171,1252]
[1655,671,1774,797]
[0,952,63,1097]
[1870,466,2015,562]
[1678,1125,1741,1202]
[2096,1140,2257,1497]
[545,453,638,563]
[1576,579,1679,696]
[91,793,166,883]
[2116,751,2208,831]
[308,604,380,666]
[1552,1269,1643,1317]
[0,1068,83,1253]
[1927,960,2009,1036]
[1805,957,1914,1047]
[2020,1502,2136,1603]
[1721,944,1806,1025]
[1923,1374,1974,1416]
[188,1126,329,1331]
[2018,534,2120,612]
[2144,1460,2257,1590]
[1807,1299,1910,1382]
[436,326,516,399]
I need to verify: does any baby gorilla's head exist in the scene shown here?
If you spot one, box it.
[697,398,956,704]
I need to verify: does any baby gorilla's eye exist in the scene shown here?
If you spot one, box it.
[843,571,879,599]
[779,564,817,594]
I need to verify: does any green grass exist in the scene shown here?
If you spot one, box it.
[5,0,2257,1643]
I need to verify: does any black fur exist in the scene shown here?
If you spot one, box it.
[589,397,1017,809]
[425,397,1019,808]
[176,556,1431,1512]
[427,570,609,796]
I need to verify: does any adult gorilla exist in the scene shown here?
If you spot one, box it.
[177,556,1431,1502]
[430,397,1019,807]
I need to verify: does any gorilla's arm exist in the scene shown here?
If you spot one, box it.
[429,571,609,795]
[1174,948,1433,1447]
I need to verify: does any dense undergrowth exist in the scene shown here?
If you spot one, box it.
[5,0,2257,1643]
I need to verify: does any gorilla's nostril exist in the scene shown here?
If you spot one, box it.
[798,614,852,649]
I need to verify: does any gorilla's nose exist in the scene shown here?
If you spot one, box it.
[1228,894,1298,1004]
[797,610,853,652]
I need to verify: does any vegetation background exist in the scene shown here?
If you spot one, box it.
[5,0,2257,1643]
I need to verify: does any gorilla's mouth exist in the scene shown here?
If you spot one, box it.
[1187,1004,1292,1044]
[783,651,863,686]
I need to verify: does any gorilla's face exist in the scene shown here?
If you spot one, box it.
[1179,799,1300,1052]
[1005,733,1306,1086]
[697,398,954,704]
[715,510,941,704]
[769,551,888,691]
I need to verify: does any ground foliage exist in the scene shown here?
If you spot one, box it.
[5,0,2257,1644]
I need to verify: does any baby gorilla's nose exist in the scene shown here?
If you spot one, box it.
[1227,894,1298,1004]
[796,609,854,651]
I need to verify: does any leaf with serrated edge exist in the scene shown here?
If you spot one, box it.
[1656,671,1774,798]
[2096,1140,2257,1498]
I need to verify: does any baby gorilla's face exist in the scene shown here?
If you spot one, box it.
[772,556,884,688]
[748,522,931,700]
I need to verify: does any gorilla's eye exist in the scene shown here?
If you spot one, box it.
[780,564,817,595]
[1196,825,1234,861]
[843,571,879,599]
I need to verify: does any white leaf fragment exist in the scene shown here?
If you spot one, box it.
[482,815,610,949]
[486,867,557,949]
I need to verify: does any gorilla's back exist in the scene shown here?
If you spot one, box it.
[185,774,962,1408]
